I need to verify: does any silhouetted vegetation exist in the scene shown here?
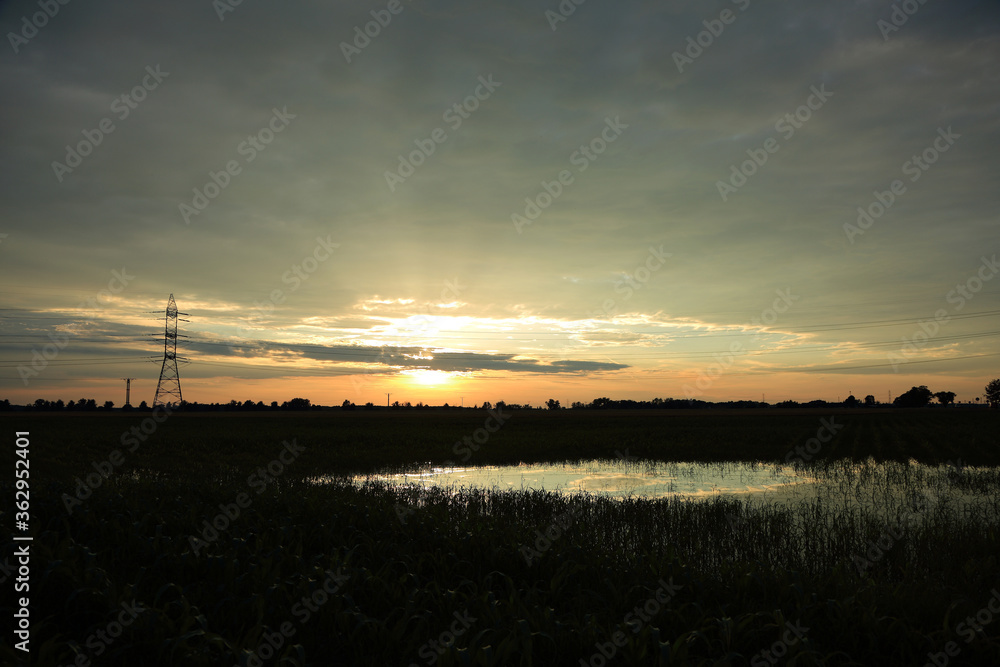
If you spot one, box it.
[987,378,1000,408]
[3,412,999,666]
[893,385,933,408]
[4,383,991,413]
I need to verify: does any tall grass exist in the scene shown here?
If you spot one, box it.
[4,453,998,666]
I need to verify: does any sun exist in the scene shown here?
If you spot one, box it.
[405,369,452,386]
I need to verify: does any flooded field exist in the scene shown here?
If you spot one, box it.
[345,460,817,499]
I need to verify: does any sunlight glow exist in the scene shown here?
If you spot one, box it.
[403,369,453,386]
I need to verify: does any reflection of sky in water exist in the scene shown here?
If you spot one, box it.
[352,461,819,500]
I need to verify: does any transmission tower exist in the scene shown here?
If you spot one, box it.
[153,294,188,407]
[121,377,135,407]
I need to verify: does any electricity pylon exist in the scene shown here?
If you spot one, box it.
[153,294,188,407]
[121,377,135,407]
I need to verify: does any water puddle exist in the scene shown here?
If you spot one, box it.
[345,460,819,500]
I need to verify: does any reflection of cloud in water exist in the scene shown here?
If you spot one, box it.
[353,461,819,501]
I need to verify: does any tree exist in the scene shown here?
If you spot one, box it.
[103,400,114,410]
[342,399,355,410]
[893,385,932,408]
[546,398,561,410]
[986,379,1000,408]
[864,395,876,406]
[933,391,956,406]
[844,394,859,407]
[138,400,149,410]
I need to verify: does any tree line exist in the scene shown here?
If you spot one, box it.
[5,380,998,412]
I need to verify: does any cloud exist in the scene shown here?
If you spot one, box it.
[1,0,998,402]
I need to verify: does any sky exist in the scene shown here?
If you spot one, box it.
[1,0,999,407]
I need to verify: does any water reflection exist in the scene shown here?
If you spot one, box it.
[349,460,819,500]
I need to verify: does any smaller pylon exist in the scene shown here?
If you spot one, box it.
[121,378,135,407]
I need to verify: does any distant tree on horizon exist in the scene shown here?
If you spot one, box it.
[933,391,956,406]
[894,385,933,408]
[986,379,1000,408]
[546,398,561,410]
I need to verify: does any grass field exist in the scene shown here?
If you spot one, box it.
[2,409,998,666]
[6,408,1000,483]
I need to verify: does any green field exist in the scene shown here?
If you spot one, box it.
[2,409,999,666]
